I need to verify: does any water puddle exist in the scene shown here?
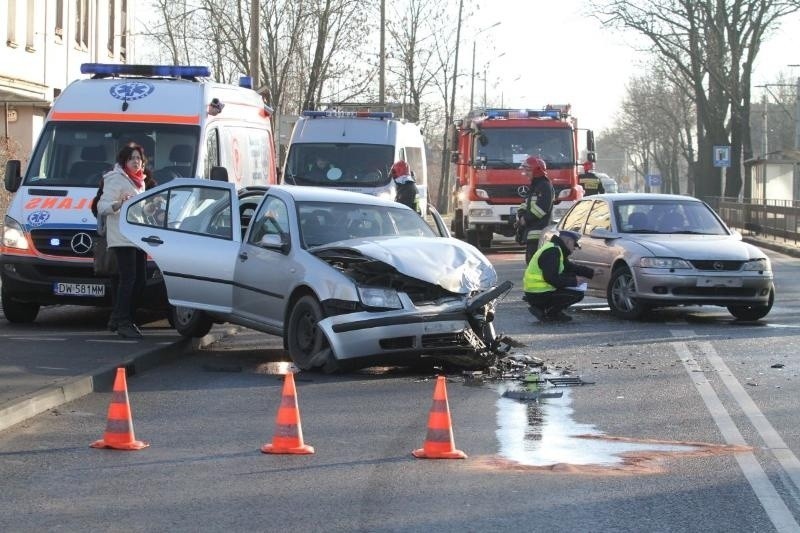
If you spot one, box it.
[473,380,750,475]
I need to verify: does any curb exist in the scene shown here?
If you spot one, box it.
[0,325,240,433]
[742,237,800,259]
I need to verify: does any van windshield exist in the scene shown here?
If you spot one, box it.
[283,143,395,187]
[23,122,201,187]
[475,127,574,170]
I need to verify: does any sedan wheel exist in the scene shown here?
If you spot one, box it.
[287,295,331,371]
[607,266,648,320]
[727,285,774,321]
[169,305,213,338]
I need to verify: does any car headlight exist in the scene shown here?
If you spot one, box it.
[742,258,770,272]
[2,215,29,250]
[358,286,403,310]
[639,257,691,269]
[468,208,492,217]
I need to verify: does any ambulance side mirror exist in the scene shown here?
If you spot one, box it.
[5,160,22,192]
[209,166,229,182]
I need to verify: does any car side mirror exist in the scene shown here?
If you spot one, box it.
[210,166,229,182]
[5,160,22,192]
[258,233,290,254]
[589,228,617,239]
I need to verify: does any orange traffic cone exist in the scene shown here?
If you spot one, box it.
[261,372,314,455]
[413,375,467,459]
[90,367,149,450]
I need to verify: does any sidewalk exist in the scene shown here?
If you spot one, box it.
[0,321,240,433]
[742,233,800,259]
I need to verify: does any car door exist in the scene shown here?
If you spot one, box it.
[119,178,242,313]
[232,191,300,331]
[578,200,615,289]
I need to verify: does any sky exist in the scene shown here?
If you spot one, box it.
[475,0,800,133]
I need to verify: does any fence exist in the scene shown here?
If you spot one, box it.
[710,197,800,245]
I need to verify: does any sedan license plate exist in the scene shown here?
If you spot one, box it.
[53,282,105,297]
[696,277,743,288]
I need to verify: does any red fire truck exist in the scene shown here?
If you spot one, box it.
[449,106,595,249]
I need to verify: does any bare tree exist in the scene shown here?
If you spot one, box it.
[594,0,800,200]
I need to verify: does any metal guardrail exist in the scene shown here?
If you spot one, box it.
[709,197,800,245]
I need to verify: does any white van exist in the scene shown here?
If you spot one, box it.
[282,110,428,213]
[1,63,278,323]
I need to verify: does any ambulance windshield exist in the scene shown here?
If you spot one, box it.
[24,122,201,187]
[283,143,394,187]
[476,127,574,170]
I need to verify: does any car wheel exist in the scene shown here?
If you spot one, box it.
[1,288,40,323]
[287,295,331,371]
[727,285,774,321]
[169,305,213,338]
[607,266,648,320]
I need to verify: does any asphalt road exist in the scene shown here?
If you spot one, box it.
[1,244,798,532]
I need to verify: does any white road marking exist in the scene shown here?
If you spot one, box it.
[671,330,800,532]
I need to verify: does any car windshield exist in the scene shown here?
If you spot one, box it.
[297,201,436,247]
[475,127,574,169]
[283,143,395,187]
[23,122,200,188]
[615,200,729,235]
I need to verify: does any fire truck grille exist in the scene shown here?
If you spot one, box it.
[479,185,527,204]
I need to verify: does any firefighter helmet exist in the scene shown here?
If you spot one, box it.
[521,156,547,178]
[390,160,410,178]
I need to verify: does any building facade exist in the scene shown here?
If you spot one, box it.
[1,0,137,164]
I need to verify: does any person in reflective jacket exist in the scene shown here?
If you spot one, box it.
[516,156,554,264]
[523,230,594,322]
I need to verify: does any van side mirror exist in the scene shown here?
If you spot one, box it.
[5,160,22,192]
[209,166,229,182]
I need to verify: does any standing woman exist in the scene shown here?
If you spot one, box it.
[97,143,148,339]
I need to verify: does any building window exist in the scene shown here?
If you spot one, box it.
[55,0,64,41]
[107,0,115,56]
[25,0,35,51]
[75,0,88,50]
[120,0,127,61]
[7,0,18,47]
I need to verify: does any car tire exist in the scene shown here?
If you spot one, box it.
[727,285,774,321]
[1,288,40,323]
[169,305,213,338]
[286,295,331,371]
[607,266,648,320]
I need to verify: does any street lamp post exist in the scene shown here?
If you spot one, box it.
[469,21,501,112]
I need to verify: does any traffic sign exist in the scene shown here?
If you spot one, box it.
[646,174,661,187]
[713,145,731,167]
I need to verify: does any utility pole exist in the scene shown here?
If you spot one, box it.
[438,0,463,214]
[249,0,260,88]
[379,0,385,107]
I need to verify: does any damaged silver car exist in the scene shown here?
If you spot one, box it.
[119,179,511,372]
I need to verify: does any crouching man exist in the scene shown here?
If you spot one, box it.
[523,230,594,322]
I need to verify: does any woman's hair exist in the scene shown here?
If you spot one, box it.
[116,143,146,168]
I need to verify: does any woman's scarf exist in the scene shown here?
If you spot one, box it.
[123,167,145,189]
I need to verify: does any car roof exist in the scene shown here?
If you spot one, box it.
[273,184,402,207]
[588,193,702,203]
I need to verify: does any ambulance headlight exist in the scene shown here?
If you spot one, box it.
[2,216,29,250]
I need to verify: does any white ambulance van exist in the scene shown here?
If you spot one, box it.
[1,63,277,323]
[281,110,428,213]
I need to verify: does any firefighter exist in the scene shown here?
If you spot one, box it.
[391,160,420,213]
[516,156,554,264]
[522,230,594,322]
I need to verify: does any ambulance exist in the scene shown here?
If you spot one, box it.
[1,63,277,323]
[281,110,428,213]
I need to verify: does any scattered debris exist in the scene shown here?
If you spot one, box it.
[545,376,595,386]
[771,363,785,369]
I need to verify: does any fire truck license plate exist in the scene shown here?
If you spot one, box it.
[53,283,105,297]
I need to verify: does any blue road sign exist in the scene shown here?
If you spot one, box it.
[646,174,661,187]
[713,145,731,167]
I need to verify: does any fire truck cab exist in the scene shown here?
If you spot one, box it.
[450,106,595,249]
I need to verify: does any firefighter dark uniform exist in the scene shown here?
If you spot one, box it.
[523,230,594,322]
[390,160,420,213]
[516,156,554,264]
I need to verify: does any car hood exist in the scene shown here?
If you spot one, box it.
[630,234,766,260]
[313,236,497,293]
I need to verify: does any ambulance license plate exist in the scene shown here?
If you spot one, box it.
[53,282,105,297]
[695,277,743,288]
